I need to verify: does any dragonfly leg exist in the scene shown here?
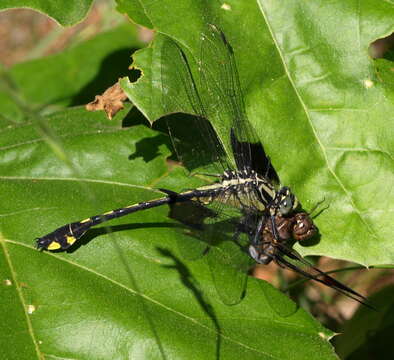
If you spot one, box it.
[270,215,280,241]
[310,197,329,219]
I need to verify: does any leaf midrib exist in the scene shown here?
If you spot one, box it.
[258,4,379,251]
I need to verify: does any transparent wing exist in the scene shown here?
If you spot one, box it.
[160,35,253,304]
[160,36,231,175]
[167,194,254,305]
[199,24,279,183]
[159,29,280,305]
[203,196,255,305]
[161,36,249,303]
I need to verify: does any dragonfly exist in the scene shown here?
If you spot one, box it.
[36,24,370,308]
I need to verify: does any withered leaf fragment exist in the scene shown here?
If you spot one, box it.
[86,82,128,120]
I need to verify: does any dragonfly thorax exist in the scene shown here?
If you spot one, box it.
[217,168,276,211]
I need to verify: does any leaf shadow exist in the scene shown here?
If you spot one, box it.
[70,47,140,106]
[128,133,170,163]
[66,221,181,253]
[157,247,222,360]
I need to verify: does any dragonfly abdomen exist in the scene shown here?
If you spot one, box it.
[36,187,223,251]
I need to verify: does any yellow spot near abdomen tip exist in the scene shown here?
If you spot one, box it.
[66,236,76,245]
[103,210,114,215]
[80,218,91,223]
[47,242,61,250]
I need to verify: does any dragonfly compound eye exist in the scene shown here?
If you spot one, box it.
[276,187,298,216]
[279,195,294,215]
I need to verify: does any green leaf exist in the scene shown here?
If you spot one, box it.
[1,107,337,359]
[116,0,153,29]
[121,0,394,267]
[0,0,94,26]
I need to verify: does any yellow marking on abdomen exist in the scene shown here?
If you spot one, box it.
[66,236,77,245]
[47,242,61,250]
[80,218,91,223]
[103,210,114,215]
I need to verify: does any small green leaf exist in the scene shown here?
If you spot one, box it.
[116,0,153,29]
[0,0,94,26]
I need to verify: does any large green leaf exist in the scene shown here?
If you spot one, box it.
[0,18,337,358]
[0,106,337,359]
[121,0,394,267]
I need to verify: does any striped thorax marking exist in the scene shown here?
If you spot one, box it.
[222,169,276,208]
[189,168,276,211]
